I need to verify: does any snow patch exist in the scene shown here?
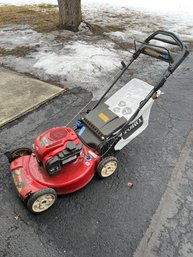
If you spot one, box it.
[1,0,193,19]
[0,0,192,99]
[33,41,126,86]
[0,28,41,49]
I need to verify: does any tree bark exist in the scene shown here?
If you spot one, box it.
[57,0,82,32]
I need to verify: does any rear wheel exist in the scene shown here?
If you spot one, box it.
[27,188,57,213]
[5,147,32,163]
[97,156,118,178]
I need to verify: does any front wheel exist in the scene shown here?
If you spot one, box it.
[27,188,57,213]
[96,156,118,178]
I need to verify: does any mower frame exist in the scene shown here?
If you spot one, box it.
[85,30,189,156]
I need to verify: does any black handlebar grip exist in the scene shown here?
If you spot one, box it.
[144,30,186,50]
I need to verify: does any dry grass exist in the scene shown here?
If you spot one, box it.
[83,22,126,35]
[0,5,129,34]
[0,46,37,57]
[0,5,59,32]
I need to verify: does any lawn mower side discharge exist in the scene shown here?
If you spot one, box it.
[5,30,189,213]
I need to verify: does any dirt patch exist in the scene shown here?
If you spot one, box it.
[79,22,126,36]
[36,4,58,9]
[0,4,157,39]
[0,46,37,57]
[0,5,127,35]
[0,5,59,33]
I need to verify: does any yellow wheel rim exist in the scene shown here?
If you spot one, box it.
[101,161,117,177]
[32,194,56,213]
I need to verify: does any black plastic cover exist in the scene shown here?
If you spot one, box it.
[45,141,82,175]
[78,103,127,150]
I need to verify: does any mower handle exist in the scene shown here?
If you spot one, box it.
[134,40,174,63]
[134,30,189,76]
[144,30,184,50]
[101,32,188,153]
[93,30,189,110]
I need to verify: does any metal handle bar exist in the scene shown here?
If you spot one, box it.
[153,36,178,46]
[134,30,189,76]
[145,30,189,73]
[144,30,185,50]
[134,40,174,63]
[92,30,189,110]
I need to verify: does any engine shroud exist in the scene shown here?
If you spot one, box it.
[34,127,82,175]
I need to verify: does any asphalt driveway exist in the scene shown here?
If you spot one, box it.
[0,54,193,257]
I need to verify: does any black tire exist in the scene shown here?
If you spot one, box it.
[97,156,118,178]
[5,147,32,163]
[27,188,57,214]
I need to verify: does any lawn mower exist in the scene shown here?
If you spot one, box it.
[5,30,189,213]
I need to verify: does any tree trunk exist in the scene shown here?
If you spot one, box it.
[57,0,82,32]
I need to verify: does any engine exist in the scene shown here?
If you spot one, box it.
[34,127,82,175]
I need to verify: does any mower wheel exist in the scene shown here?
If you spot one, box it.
[27,188,57,213]
[97,156,118,178]
[5,147,32,163]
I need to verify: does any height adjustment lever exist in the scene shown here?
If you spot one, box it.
[121,61,126,69]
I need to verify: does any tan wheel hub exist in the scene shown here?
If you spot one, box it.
[32,194,56,213]
[101,161,117,177]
